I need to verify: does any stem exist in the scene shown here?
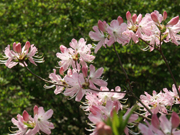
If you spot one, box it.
[89,89,127,93]
[23,62,127,94]
[22,62,66,87]
[124,107,151,121]
[112,44,132,91]
[158,49,180,98]
[133,111,151,121]
[112,44,152,115]
[159,31,179,98]
[140,36,180,98]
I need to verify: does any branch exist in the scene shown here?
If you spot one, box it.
[112,44,153,115]
[22,62,66,87]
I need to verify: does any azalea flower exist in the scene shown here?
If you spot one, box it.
[9,105,54,135]
[107,19,130,46]
[34,106,54,135]
[0,41,44,68]
[89,20,109,53]
[138,112,180,135]
[45,69,65,95]
[56,38,95,71]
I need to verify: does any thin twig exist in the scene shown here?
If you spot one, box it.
[22,62,127,94]
[140,36,180,98]
[158,49,180,98]
[112,44,153,115]
[133,111,151,121]
[22,62,66,87]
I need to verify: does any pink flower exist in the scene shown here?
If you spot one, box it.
[89,24,108,53]
[57,38,95,71]
[107,19,130,46]
[0,41,44,68]
[9,105,54,135]
[137,13,155,37]
[125,11,143,43]
[98,86,125,110]
[88,64,107,88]
[45,69,65,95]
[165,20,180,45]
[139,112,180,135]
[64,72,89,101]
[139,91,169,116]
[150,10,163,24]
[56,46,75,71]
[10,114,28,135]
[34,106,54,135]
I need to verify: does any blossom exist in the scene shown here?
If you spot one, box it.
[9,105,54,135]
[88,64,107,89]
[107,19,130,46]
[165,19,180,45]
[138,112,180,135]
[34,106,54,135]
[97,86,125,111]
[10,114,28,135]
[56,38,95,71]
[125,11,142,43]
[64,72,90,101]
[0,41,44,68]
[45,69,65,95]
[139,90,170,116]
[89,20,109,53]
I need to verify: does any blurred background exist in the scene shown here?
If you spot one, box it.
[0,0,180,134]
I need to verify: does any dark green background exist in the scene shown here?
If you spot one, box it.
[0,0,180,134]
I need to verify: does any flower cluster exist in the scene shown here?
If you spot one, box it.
[89,10,180,53]
[139,112,180,135]
[139,84,180,116]
[45,38,108,102]
[10,105,54,135]
[45,38,139,134]
[56,38,95,71]
[80,87,138,135]
[0,41,44,68]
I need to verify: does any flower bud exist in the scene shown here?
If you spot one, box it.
[33,105,38,115]
[151,12,159,23]
[117,16,123,25]
[59,67,64,76]
[163,11,167,21]
[23,110,29,121]
[115,86,121,92]
[13,42,16,52]
[98,20,107,32]
[126,11,131,21]
[60,45,67,53]
[132,14,137,24]
[167,16,179,25]
[25,41,31,50]
[13,43,22,53]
